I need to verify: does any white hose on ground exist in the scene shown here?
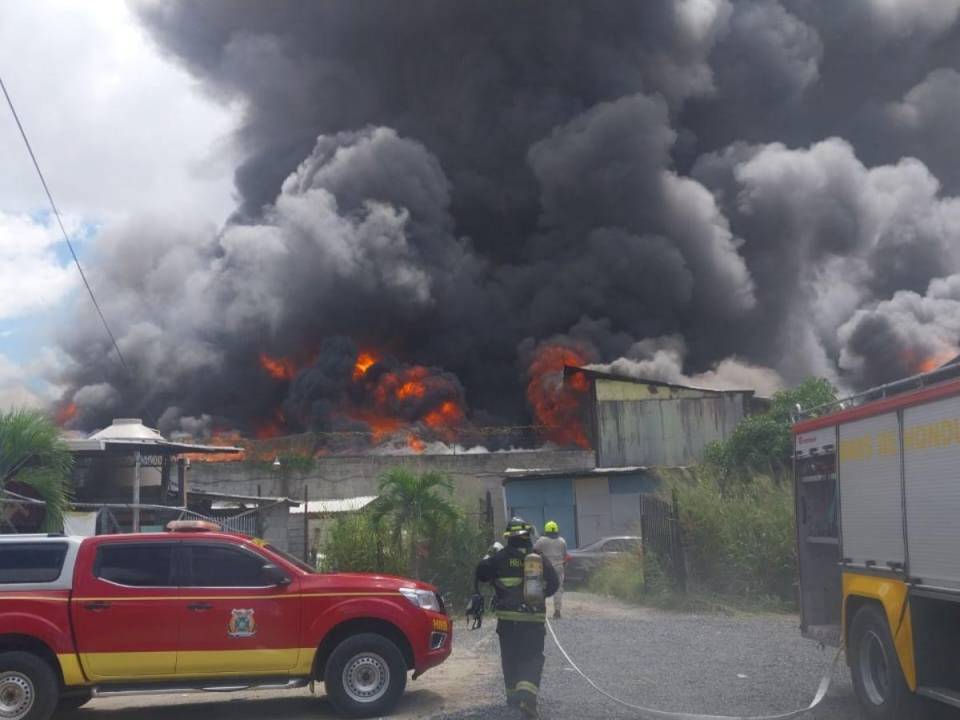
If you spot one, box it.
[545,618,843,720]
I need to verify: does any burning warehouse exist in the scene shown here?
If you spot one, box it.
[503,367,768,547]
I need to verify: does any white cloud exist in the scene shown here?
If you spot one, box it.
[0,351,62,410]
[0,212,76,320]
[0,0,239,407]
[0,0,239,226]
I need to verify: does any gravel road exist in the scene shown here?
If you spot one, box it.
[76,591,960,719]
[437,592,859,720]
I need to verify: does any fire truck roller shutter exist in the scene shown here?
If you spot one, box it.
[903,396,960,589]
[839,413,905,569]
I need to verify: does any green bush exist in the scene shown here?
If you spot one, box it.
[320,514,405,576]
[675,472,796,601]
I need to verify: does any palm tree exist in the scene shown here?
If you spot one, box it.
[0,408,72,532]
[372,468,457,579]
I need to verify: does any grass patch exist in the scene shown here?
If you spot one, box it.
[588,469,799,615]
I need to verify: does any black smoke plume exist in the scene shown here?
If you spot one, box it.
[54,0,960,435]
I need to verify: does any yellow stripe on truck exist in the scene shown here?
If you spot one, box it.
[843,571,916,690]
[76,649,317,682]
[57,654,88,686]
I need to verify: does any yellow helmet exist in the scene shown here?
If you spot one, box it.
[544,520,559,534]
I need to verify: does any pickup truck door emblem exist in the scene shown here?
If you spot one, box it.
[227,608,256,638]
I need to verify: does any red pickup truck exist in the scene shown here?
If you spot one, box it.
[0,522,451,720]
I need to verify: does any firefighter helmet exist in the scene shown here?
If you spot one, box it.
[503,516,534,538]
[544,520,559,534]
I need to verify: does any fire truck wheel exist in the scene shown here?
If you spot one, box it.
[849,605,915,720]
[323,633,407,718]
[0,651,58,720]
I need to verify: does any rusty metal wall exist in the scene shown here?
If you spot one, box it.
[596,393,748,467]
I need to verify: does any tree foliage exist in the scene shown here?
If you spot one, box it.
[705,377,837,485]
[322,468,490,607]
[372,467,459,579]
[0,409,73,531]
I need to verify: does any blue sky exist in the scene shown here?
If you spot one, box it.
[0,0,239,409]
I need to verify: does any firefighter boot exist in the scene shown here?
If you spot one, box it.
[519,699,541,719]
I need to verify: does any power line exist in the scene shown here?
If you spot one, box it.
[0,74,131,376]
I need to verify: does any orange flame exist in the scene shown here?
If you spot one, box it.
[55,402,77,426]
[259,352,298,381]
[254,409,288,439]
[353,351,378,380]
[918,350,957,374]
[526,344,592,448]
[406,433,426,453]
[397,380,427,400]
[901,347,958,375]
[347,407,404,441]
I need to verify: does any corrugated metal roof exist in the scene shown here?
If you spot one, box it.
[503,466,646,481]
[564,365,755,395]
[290,495,379,514]
[190,489,299,506]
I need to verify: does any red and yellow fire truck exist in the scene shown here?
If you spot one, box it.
[794,365,960,719]
[0,522,451,720]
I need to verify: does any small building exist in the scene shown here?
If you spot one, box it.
[289,495,379,564]
[63,418,242,534]
[187,489,299,551]
[503,466,656,548]
[568,366,765,467]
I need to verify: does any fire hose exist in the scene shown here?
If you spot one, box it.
[545,618,843,720]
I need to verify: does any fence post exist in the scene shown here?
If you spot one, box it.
[303,486,310,564]
[671,489,687,594]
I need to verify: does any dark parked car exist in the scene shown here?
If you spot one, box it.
[564,535,641,586]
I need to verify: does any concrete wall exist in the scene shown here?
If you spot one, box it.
[595,388,750,467]
[187,449,597,534]
[260,502,292,551]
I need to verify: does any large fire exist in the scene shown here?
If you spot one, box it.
[184,340,599,460]
[253,345,468,453]
[526,344,593,448]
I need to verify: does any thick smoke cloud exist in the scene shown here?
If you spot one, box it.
[51,0,960,434]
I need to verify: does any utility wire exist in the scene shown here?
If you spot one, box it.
[0,74,131,376]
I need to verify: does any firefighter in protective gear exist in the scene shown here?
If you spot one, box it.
[534,520,567,619]
[475,517,559,718]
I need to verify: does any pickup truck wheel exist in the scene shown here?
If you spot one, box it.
[324,633,407,718]
[849,605,916,720]
[0,652,58,720]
